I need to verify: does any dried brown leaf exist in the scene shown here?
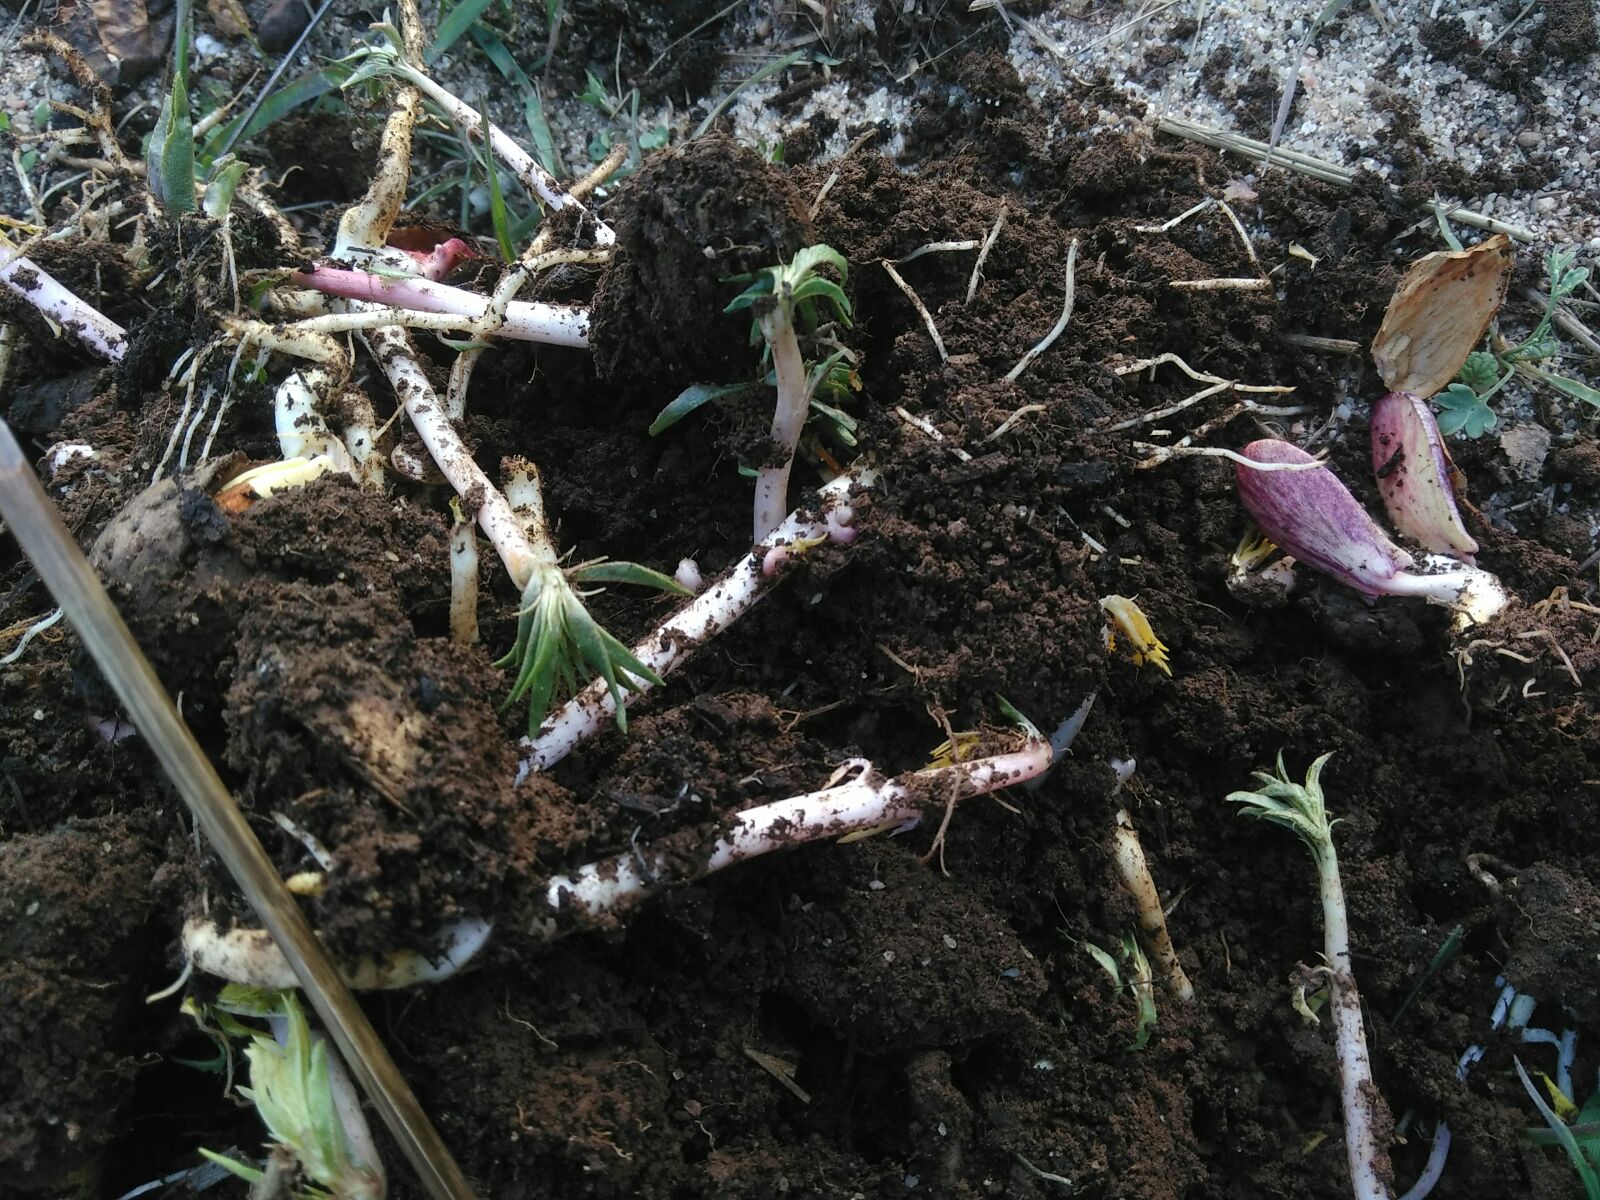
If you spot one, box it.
[90,0,157,64]
[1371,234,1514,398]
[206,0,254,40]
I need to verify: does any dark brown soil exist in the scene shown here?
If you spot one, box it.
[3,18,1599,1200]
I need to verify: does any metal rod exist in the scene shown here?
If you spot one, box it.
[0,417,476,1200]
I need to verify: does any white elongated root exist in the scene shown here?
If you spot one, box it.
[0,233,128,361]
[1109,808,1195,1002]
[182,915,493,991]
[365,325,542,588]
[521,470,872,776]
[535,739,1054,936]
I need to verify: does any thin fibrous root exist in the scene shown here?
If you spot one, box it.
[521,469,873,776]
[534,738,1053,937]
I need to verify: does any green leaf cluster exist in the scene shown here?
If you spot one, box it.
[499,563,689,734]
[725,245,853,337]
[1225,751,1337,866]
[1440,247,1600,433]
[196,989,382,1200]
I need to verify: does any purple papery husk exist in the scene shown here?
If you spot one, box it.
[1371,391,1478,561]
[1235,439,1413,598]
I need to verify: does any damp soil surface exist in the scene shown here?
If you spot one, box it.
[4,11,1600,1200]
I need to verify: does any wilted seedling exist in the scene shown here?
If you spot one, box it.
[725,245,853,540]
[1099,595,1171,675]
[1082,933,1159,1050]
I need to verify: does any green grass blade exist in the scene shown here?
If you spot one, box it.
[570,560,691,594]
[427,0,500,63]
[648,383,744,436]
[693,48,805,139]
[1517,1058,1600,1200]
[477,99,517,261]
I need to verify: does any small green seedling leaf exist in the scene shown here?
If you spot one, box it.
[1529,368,1600,408]
[1433,383,1498,438]
[149,73,198,215]
[648,382,749,435]
[202,154,249,219]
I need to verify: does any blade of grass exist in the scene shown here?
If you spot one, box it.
[693,49,806,139]
[470,25,562,174]
[477,98,516,261]
[427,0,500,63]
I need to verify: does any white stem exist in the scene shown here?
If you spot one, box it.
[365,325,540,587]
[521,470,871,777]
[1320,853,1393,1200]
[501,458,561,568]
[386,61,614,245]
[1383,557,1508,630]
[182,916,493,990]
[334,86,419,259]
[324,1034,387,1198]
[537,741,1052,934]
[0,234,127,360]
[448,515,479,646]
[1109,808,1195,1002]
[754,305,808,541]
[274,368,344,462]
[270,292,590,348]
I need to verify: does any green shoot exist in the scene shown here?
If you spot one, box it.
[1226,751,1337,866]
[1082,933,1159,1050]
[197,989,384,1200]
[148,0,197,215]
[477,99,517,261]
[1389,923,1463,1024]
[726,246,854,540]
[1441,247,1600,433]
[497,560,689,735]
[1516,1057,1600,1200]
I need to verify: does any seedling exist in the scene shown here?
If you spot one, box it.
[725,245,853,540]
[1437,248,1600,435]
[1082,933,1160,1050]
[1227,753,1390,1200]
[197,988,385,1200]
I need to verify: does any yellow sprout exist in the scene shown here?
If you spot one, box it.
[1231,525,1280,572]
[1099,595,1171,676]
